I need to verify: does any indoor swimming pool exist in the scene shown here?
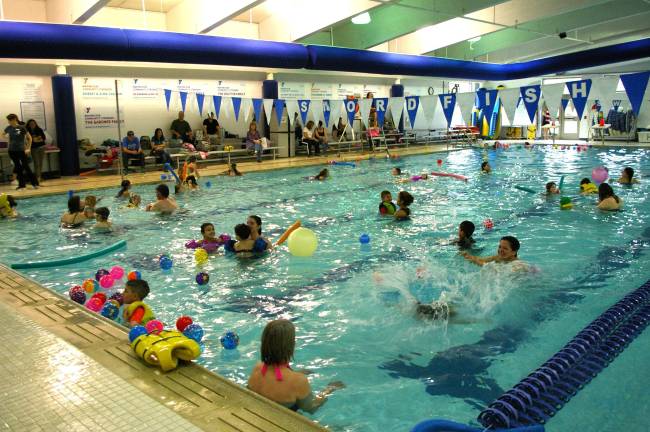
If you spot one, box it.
[3,145,650,432]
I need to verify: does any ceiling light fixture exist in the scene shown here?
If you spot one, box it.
[351,12,371,25]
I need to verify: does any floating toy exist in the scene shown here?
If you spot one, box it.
[95,268,109,281]
[145,319,164,334]
[276,220,301,246]
[127,270,141,281]
[359,233,370,244]
[82,278,98,294]
[130,329,201,372]
[196,272,209,285]
[163,163,181,183]
[0,193,11,214]
[436,159,443,166]
[194,248,209,264]
[160,174,167,180]
[483,219,494,230]
[558,175,565,191]
[159,255,173,270]
[99,274,115,289]
[220,331,240,350]
[581,182,598,194]
[183,323,204,342]
[328,161,356,167]
[11,240,127,270]
[109,291,124,305]
[85,296,105,313]
[592,166,609,184]
[514,185,536,194]
[560,196,573,210]
[410,175,427,182]
[100,301,120,320]
[429,171,468,182]
[110,266,124,280]
[176,316,193,332]
[129,325,148,343]
[69,285,86,304]
[205,181,212,188]
[287,227,318,257]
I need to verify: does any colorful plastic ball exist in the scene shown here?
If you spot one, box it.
[82,279,98,294]
[145,320,164,334]
[483,219,494,230]
[183,324,204,343]
[591,166,609,184]
[85,297,104,312]
[99,274,115,289]
[160,174,167,180]
[436,159,443,165]
[205,181,212,188]
[91,292,107,303]
[127,271,141,281]
[287,227,318,257]
[95,268,110,281]
[159,255,173,270]
[69,286,86,304]
[220,331,240,350]
[195,272,210,285]
[359,234,371,244]
[128,326,148,343]
[110,266,125,280]
[100,301,120,320]
[176,316,193,332]
[194,248,209,263]
[109,292,124,305]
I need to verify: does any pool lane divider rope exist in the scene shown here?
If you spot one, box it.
[477,280,650,429]
[11,240,127,269]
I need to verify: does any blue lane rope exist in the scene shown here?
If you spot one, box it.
[478,281,650,429]
[10,240,127,269]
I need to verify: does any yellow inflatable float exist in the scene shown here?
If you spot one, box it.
[131,330,201,372]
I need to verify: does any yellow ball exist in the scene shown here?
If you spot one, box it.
[82,279,96,294]
[287,227,318,257]
[194,248,209,263]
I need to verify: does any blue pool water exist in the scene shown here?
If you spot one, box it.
[3,146,650,432]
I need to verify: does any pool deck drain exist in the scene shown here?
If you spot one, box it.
[0,264,327,432]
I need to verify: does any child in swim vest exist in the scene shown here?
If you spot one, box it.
[394,191,413,221]
[0,194,17,218]
[127,194,141,208]
[378,190,397,215]
[545,182,560,195]
[121,279,155,327]
[580,178,598,194]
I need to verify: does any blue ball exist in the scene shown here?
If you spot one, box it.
[129,325,148,343]
[183,324,204,343]
[159,255,173,270]
[100,302,119,320]
[359,233,371,244]
[205,181,212,188]
[220,331,240,350]
[160,174,167,180]
[195,272,209,285]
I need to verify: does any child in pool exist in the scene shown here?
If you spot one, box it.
[233,223,255,252]
[94,207,112,230]
[462,236,521,266]
[116,179,131,199]
[398,173,429,183]
[454,220,476,249]
[481,161,491,174]
[391,167,402,176]
[311,168,329,181]
[121,279,155,327]
[181,156,200,189]
[545,182,560,195]
[580,178,598,194]
[394,191,413,221]
[224,163,243,176]
[61,195,87,228]
[0,194,18,218]
[247,215,273,250]
[83,195,98,218]
[618,167,639,184]
[127,194,141,208]
[378,190,397,215]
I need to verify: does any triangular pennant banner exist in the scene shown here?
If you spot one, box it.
[498,88,520,126]
[374,98,388,127]
[322,99,332,127]
[263,99,274,125]
[591,76,623,107]
[241,98,253,123]
[179,91,188,112]
[520,85,541,124]
[310,100,324,126]
[329,100,343,129]
[231,97,242,121]
[196,93,205,116]
[344,98,357,126]
[405,96,420,128]
[358,98,373,127]
[477,89,498,112]
[164,89,172,111]
[388,97,404,128]
[566,79,592,118]
[456,92,476,126]
[274,99,285,126]
[297,99,311,125]
[541,83,565,116]
[438,93,456,127]
[285,100,300,126]
[419,95,438,124]
[252,98,263,122]
[212,95,222,118]
[620,71,650,116]
[561,98,570,110]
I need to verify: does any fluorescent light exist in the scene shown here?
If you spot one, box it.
[468,36,481,43]
[351,12,371,25]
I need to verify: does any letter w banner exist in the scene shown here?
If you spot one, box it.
[252,98,263,122]
[322,99,332,127]
[231,97,242,121]
[298,99,311,125]
[213,95,222,118]
[344,98,357,126]
[520,85,541,124]
[620,71,650,116]
[196,93,205,116]
[179,91,188,112]
[439,93,457,127]
[566,79,592,118]
[374,98,388,126]
[164,89,172,111]
[405,96,420,128]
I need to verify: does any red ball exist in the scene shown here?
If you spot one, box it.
[483,219,494,230]
[91,292,107,302]
[437,159,443,165]
[176,316,193,332]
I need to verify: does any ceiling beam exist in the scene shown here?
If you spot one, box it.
[46,0,109,24]
[199,0,266,34]
[167,0,264,34]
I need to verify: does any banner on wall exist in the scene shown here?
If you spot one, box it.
[344,98,357,126]
[438,93,456,127]
[212,95,222,118]
[374,98,388,126]
[131,80,159,100]
[419,95,438,124]
[388,97,404,128]
[520,85,541,123]
[456,92,476,126]
[566,79,592,118]
[620,71,650,116]
[591,76,624,106]
[405,96,419,128]
[311,83,334,99]
[285,100,300,125]
[196,93,205,116]
[274,99,285,126]
[298,99,311,125]
[252,98,263,122]
[280,82,308,99]
[358,98,373,127]
[498,88,520,125]
[541,83,565,115]
[477,89,498,112]
[263,99,274,125]
[232,97,242,121]
[179,91,188,112]
[82,105,124,129]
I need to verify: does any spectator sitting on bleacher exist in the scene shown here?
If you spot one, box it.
[332,117,348,141]
[202,112,221,148]
[303,120,320,156]
[314,121,329,154]
[246,121,266,163]
[170,111,193,143]
[121,131,145,174]
[151,128,174,168]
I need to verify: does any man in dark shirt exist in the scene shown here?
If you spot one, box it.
[202,112,221,148]
[170,111,193,143]
[3,113,38,189]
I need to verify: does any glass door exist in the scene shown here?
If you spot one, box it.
[561,96,579,139]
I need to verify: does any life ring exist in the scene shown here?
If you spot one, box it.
[131,330,201,372]
[276,220,301,246]
[429,171,468,182]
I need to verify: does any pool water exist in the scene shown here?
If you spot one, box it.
[3,146,650,432]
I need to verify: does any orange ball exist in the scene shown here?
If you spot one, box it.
[82,279,97,293]
[127,271,141,281]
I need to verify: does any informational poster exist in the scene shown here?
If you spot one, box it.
[20,102,46,130]
[311,83,335,99]
[336,84,358,99]
[130,79,159,100]
[82,105,125,129]
[213,80,248,96]
[279,81,308,99]
[22,82,43,102]
[80,78,122,99]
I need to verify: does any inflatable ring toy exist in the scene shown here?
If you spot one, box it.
[131,330,201,372]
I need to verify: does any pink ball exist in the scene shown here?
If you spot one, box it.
[110,266,125,279]
[145,320,164,334]
[591,166,609,184]
[99,274,114,289]
[86,297,104,312]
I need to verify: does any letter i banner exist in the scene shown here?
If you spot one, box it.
[164,89,172,110]
[620,71,650,116]
[298,99,311,125]
[344,98,357,126]
[213,95,222,118]
[179,91,188,112]
[252,98,263,122]
[374,98,388,127]
[566,79,592,118]
[520,85,541,124]
[405,96,419,128]
[196,93,205,116]
[439,94,457,127]
[322,100,331,127]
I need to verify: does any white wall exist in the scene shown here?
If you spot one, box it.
[0,75,56,140]
[85,7,167,30]
[2,0,47,21]
[45,0,102,23]
[207,21,259,39]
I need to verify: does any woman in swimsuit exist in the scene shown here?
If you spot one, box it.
[247,319,344,413]
[60,195,87,228]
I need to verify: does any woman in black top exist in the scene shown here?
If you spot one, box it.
[151,128,174,168]
[26,119,47,182]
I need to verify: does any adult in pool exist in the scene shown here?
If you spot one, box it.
[618,167,639,185]
[596,183,622,211]
[247,319,345,413]
[247,215,273,250]
[462,236,522,267]
[60,195,87,228]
